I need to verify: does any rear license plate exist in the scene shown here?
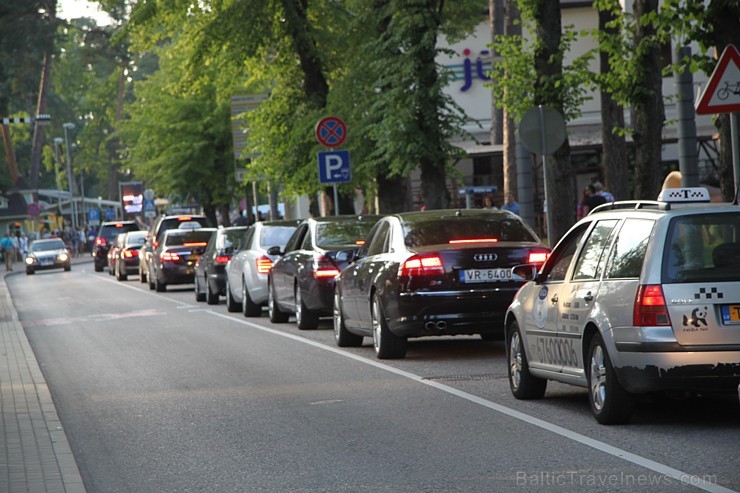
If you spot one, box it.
[460,268,516,283]
[720,304,740,325]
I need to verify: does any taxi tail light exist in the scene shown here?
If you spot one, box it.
[214,254,231,265]
[313,256,340,278]
[633,284,671,326]
[528,249,550,264]
[256,256,273,274]
[161,251,181,263]
[399,254,445,277]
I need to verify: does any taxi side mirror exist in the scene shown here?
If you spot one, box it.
[266,246,283,256]
[512,264,538,281]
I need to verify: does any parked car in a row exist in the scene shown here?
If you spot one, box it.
[149,226,215,292]
[222,220,301,315]
[93,221,140,272]
[194,226,249,305]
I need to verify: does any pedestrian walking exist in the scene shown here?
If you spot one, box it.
[1,232,16,271]
[501,192,520,215]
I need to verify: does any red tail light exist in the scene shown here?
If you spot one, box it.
[123,250,139,258]
[161,251,180,263]
[184,242,208,247]
[633,284,671,326]
[256,256,273,274]
[95,237,107,247]
[399,254,445,277]
[214,254,231,265]
[313,256,340,279]
[528,250,550,264]
[177,216,192,221]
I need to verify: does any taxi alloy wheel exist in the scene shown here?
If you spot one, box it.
[268,281,289,323]
[587,333,635,425]
[194,273,206,302]
[242,280,261,317]
[372,294,407,359]
[507,321,546,399]
[334,290,362,347]
[295,286,319,330]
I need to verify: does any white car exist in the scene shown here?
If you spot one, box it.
[505,187,740,424]
[224,220,300,316]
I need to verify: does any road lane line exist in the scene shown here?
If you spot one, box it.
[207,310,735,493]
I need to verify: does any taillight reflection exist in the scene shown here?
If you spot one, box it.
[313,256,340,279]
[161,251,181,262]
[399,254,445,277]
[528,250,550,264]
[214,255,231,265]
[256,256,273,274]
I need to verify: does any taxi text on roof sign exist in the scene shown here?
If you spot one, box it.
[657,187,711,203]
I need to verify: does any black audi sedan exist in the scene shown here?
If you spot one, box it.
[149,227,216,292]
[193,226,248,305]
[333,209,549,359]
[92,220,141,272]
[267,215,382,329]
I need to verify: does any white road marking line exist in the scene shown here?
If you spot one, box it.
[208,310,736,493]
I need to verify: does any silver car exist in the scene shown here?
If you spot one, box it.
[224,220,300,316]
[505,187,740,424]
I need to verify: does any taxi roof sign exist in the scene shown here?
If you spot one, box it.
[657,187,711,203]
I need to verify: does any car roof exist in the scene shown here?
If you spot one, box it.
[392,209,518,222]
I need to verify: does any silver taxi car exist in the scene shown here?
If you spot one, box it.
[505,187,740,424]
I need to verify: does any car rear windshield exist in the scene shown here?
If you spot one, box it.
[165,230,214,246]
[402,217,538,247]
[663,212,740,283]
[100,223,139,242]
[315,221,377,249]
[157,217,211,241]
[260,226,297,248]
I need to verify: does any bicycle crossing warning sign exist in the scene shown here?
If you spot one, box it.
[695,44,739,115]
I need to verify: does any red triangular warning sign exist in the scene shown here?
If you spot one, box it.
[695,44,740,115]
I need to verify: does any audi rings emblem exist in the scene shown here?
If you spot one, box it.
[474,253,497,262]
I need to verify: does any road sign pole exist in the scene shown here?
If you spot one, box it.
[732,112,740,202]
[539,106,554,245]
[333,184,340,216]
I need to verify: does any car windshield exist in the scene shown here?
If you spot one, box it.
[30,239,66,252]
[315,221,376,249]
[663,212,740,283]
[402,217,538,248]
[260,226,297,248]
[165,230,214,247]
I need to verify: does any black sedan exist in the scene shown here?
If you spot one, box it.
[333,209,549,359]
[25,238,72,275]
[149,227,216,292]
[193,226,248,306]
[267,215,381,329]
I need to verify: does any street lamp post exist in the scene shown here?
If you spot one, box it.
[63,123,76,230]
[52,138,64,207]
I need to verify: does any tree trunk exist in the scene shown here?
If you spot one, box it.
[30,51,53,193]
[489,0,504,145]
[502,0,521,198]
[533,0,575,243]
[598,7,628,200]
[376,174,411,213]
[631,0,664,200]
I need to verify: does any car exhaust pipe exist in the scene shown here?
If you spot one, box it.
[436,321,447,330]
[425,321,448,330]
[425,321,436,330]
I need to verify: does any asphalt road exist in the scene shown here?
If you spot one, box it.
[8,264,740,493]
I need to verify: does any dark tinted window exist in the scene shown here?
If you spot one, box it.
[605,219,654,279]
[100,223,139,242]
[260,226,297,249]
[662,212,740,283]
[156,216,210,242]
[315,221,377,248]
[367,221,391,256]
[402,217,537,248]
[30,239,66,252]
[284,224,308,252]
[164,230,214,246]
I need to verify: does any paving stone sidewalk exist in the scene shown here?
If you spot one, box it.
[1,259,87,493]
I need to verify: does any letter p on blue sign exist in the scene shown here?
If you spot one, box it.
[318,150,351,184]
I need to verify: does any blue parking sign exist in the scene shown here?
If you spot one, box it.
[318,150,351,184]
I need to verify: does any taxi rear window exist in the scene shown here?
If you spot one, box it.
[663,212,740,283]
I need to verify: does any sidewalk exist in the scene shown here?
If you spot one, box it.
[1,256,88,493]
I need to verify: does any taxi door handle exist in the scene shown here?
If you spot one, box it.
[583,292,594,302]
[550,294,559,304]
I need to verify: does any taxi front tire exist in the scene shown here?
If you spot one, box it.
[587,333,635,425]
[507,320,547,399]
